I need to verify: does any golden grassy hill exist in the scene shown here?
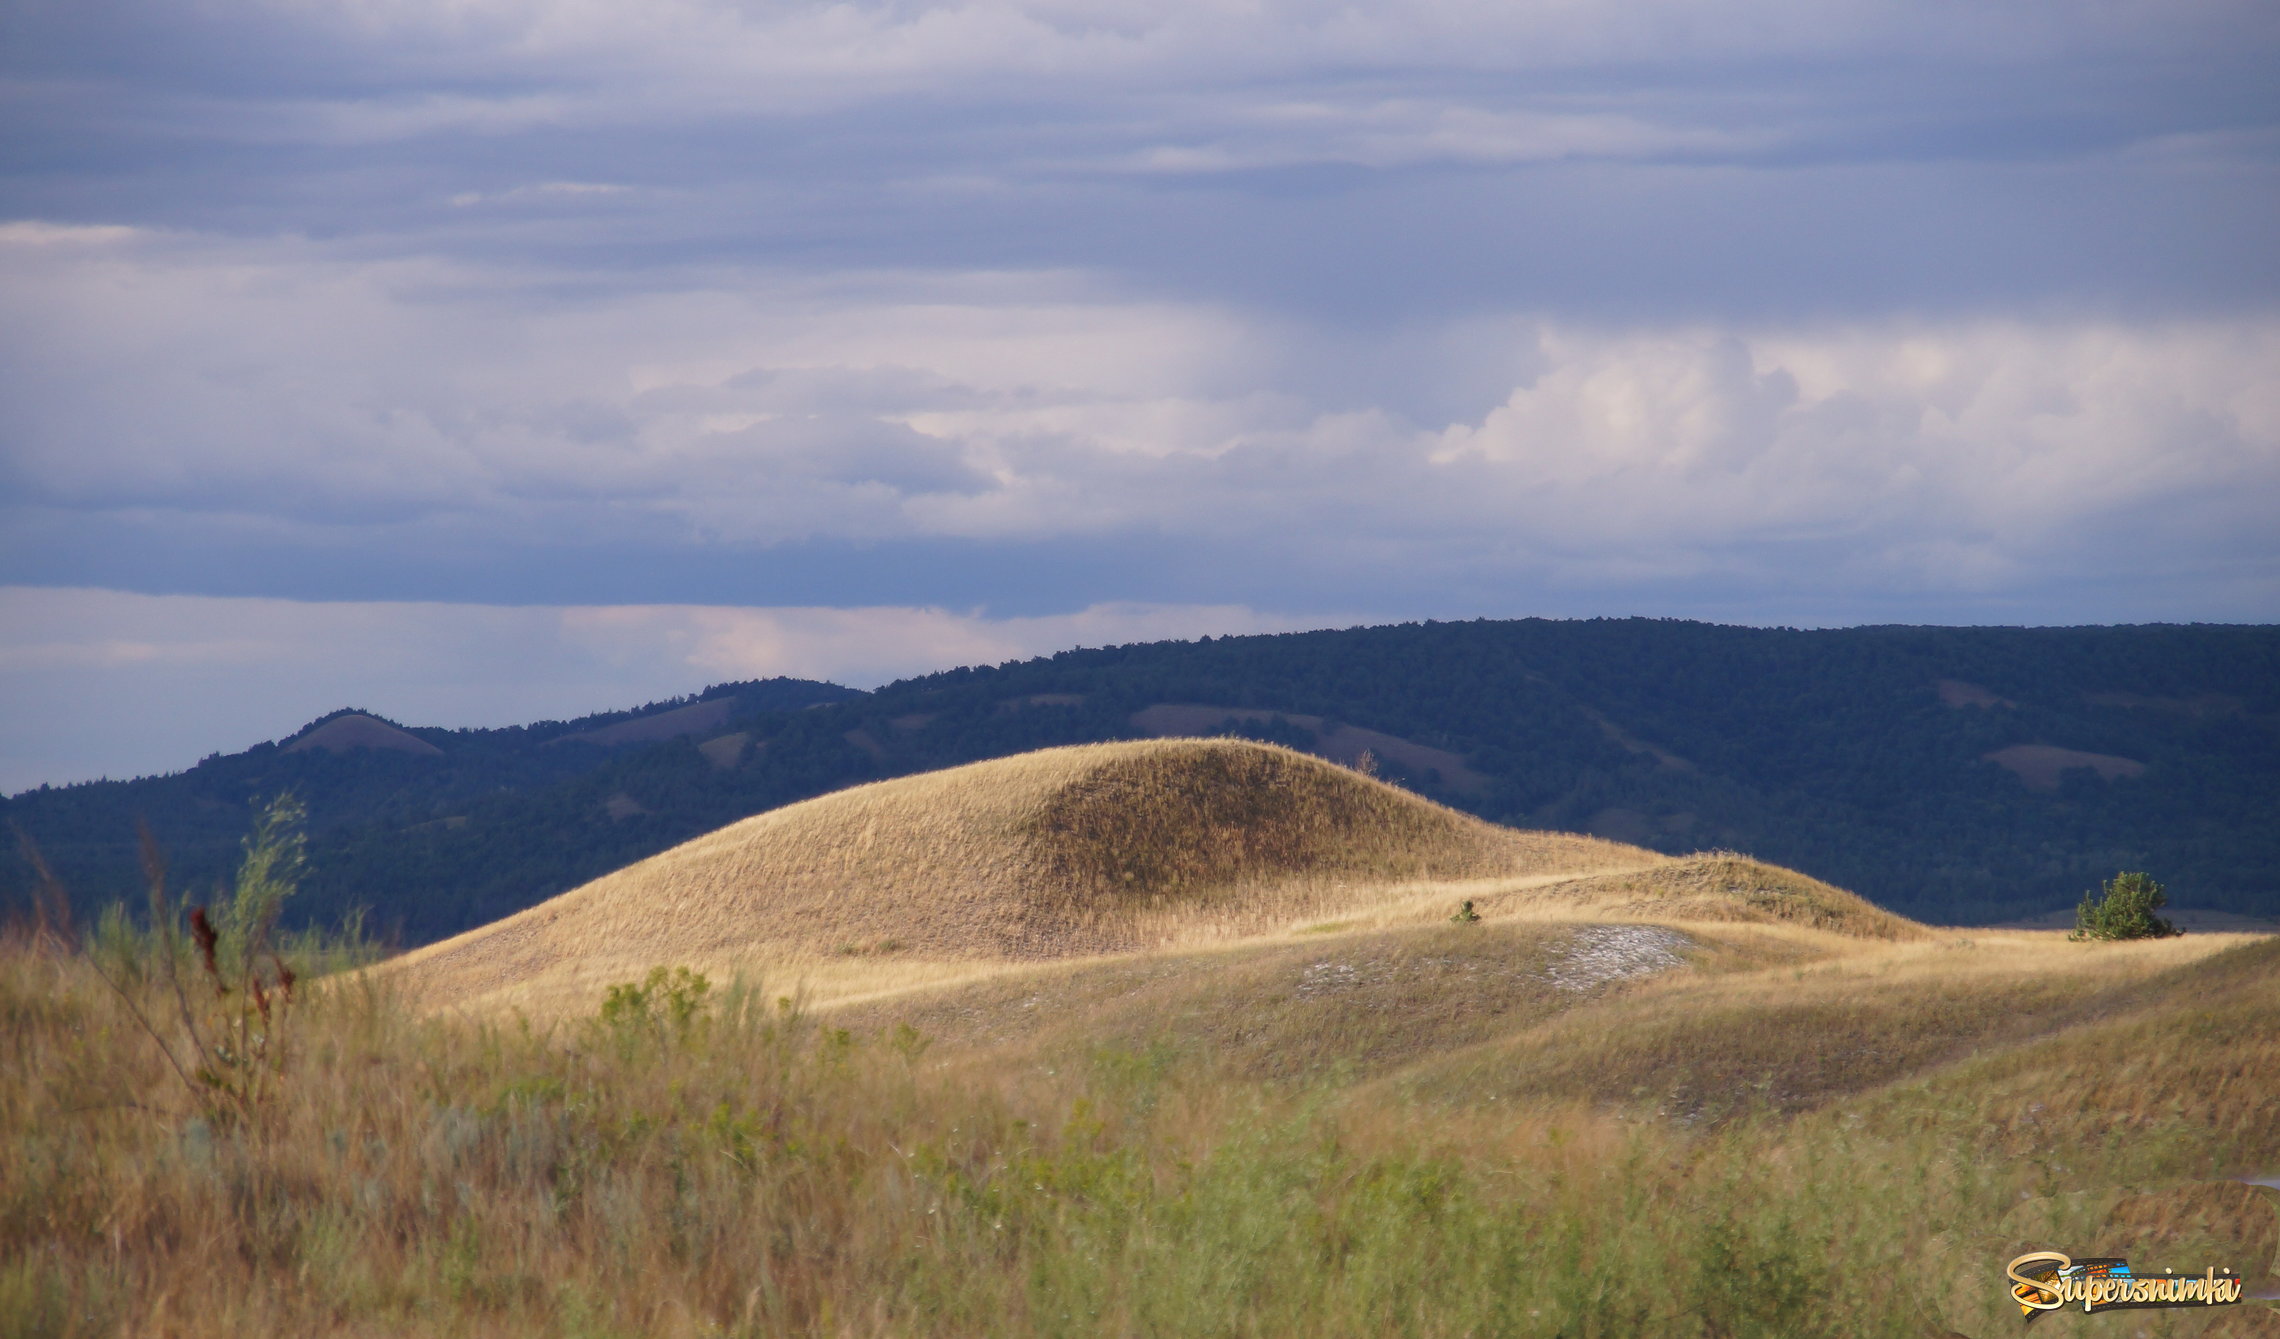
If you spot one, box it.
[19,733,2279,1337]
[1489,851,1929,940]
[384,738,1652,1015]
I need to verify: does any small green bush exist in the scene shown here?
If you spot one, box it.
[2069,871,2181,941]
[599,965,713,1035]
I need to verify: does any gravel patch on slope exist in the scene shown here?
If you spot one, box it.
[1291,924,1692,1001]
[1541,925,1692,992]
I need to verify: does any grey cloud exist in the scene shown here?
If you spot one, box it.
[697,415,991,494]
[3,215,2274,613]
[6,1,2272,317]
[1,0,2276,649]
[702,366,999,415]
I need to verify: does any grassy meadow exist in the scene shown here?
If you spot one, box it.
[5,920,2276,1337]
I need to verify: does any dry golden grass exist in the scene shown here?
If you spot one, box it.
[343,733,2280,1329]
[13,924,2274,1337]
[382,739,1650,1018]
[1488,852,1931,940]
[833,920,1597,1083]
[1384,926,2261,1121]
[824,913,1844,1088]
[826,888,2263,1137]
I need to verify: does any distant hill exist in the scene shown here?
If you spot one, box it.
[5,619,2276,938]
[0,677,861,938]
[284,713,445,756]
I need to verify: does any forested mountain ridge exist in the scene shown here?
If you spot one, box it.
[6,619,2276,939]
[1,677,862,938]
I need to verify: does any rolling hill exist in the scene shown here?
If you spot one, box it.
[362,737,2272,1339]
[383,738,1933,1022]
[383,740,1651,1016]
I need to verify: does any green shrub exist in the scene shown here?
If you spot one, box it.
[598,965,713,1035]
[2069,871,2181,941]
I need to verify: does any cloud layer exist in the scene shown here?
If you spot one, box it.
[4,226,2275,619]
[3,0,2276,784]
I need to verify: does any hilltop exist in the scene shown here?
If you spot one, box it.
[384,740,1652,1016]
[382,739,1947,1023]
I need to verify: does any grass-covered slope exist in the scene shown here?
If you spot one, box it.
[383,740,1644,1016]
[7,908,2271,1336]
[1518,852,1927,940]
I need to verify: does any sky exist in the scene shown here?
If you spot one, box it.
[2,0,2277,791]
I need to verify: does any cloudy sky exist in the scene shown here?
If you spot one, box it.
[3,0,2276,789]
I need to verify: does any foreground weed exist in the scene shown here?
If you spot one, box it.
[35,794,322,1123]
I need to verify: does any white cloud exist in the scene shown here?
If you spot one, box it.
[1421,321,2280,584]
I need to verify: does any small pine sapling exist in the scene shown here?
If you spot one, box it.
[2069,870,2182,941]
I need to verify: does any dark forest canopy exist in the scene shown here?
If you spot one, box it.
[6,619,2276,942]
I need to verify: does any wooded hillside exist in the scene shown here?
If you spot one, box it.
[6,619,2275,938]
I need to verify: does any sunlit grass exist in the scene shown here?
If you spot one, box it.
[377,739,1650,1020]
[6,923,2274,1337]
